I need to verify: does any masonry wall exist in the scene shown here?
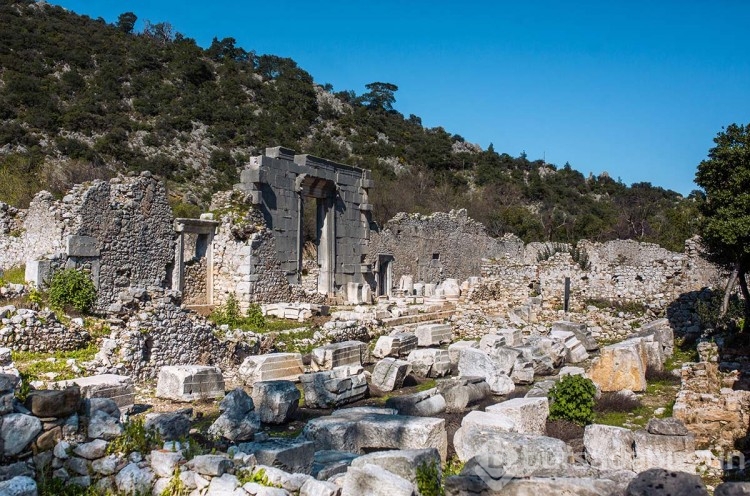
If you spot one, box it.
[367,209,520,285]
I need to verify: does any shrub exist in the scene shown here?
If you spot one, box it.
[47,268,97,313]
[416,459,443,496]
[107,417,162,456]
[548,374,597,425]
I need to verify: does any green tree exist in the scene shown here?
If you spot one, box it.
[361,82,398,112]
[695,123,750,330]
[116,12,137,34]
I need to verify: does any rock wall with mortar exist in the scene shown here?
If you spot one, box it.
[368,209,518,285]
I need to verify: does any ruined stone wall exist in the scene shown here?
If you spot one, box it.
[0,307,90,353]
[367,209,515,286]
[182,258,207,305]
[210,191,295,310]
[472,237,719,311]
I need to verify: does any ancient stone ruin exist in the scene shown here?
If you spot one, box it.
[0,150,747,496]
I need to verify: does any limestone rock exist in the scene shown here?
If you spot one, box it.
[386,388,447,417]
[454,430,569,474]
[350,448,441,486]
[208,388,261,442]
[438,376,491,412]
[2,413,42,456]
[447,340,478,365]
[236,438,315,474]
[588,338,647,392]
[238,353,304,386]
[115,463,154,496]
[341,463,414,496]
[407,349,451,378]
[251,380,300,424]
[715,482,750,496]
[457,348,515,395]
[552,321,599,352]
[646,417,690,436]
[414,323,452,347]
[0,476,37,496]
[485,397,549,435]
[372,333,418,359]
[144,411,191,441]
[300,366,368,409]
[24,386,80,418]
[155,365,225,402]
[310,341,366,371]
[625,468,708,496]
[584,424,635,471]
[150,449,184,478]
[187,454,233,477]
[632,430,696,473]
[371,358,411,392]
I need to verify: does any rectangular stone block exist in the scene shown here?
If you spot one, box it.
[310,341,366,371]
[66,235,100,257]
[24,259,50,287]
[155,365,225,402]
[239,353,305,386]
[300,366,368,408]
[54,374,134,411]
[372,333,418,359]
[415,323,452,347]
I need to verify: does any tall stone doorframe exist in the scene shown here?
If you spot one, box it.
[375,254,394,297]
[236,146,375,300]
[173,218,220,306]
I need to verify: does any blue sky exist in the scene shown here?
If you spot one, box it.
[49,1,750,195]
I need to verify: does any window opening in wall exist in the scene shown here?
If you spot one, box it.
[432,253,440,260]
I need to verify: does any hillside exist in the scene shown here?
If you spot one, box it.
[0,0,699,250]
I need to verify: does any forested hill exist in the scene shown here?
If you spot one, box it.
[0,1,700,251]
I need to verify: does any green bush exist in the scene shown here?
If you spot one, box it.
[548,374,597,425]
[107,417,162,456]
[416,459,443,496]
[47,268,97,313]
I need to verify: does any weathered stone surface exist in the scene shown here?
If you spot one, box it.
[144,411,191,441]
[115,463,154,496]
[550,329,589,363]
[24,386,80,418]
[457,348,515,395]
[646,417,690,436]
[438,376,491,412]
[715,482,750,496]
[632,430,696,473]
[187,454,233,476]
[239,353,304,386]
[350,448,440,486]
[415,323,452,347]
[407,348,451,378]
[444,474,618,496]
[553,321,599,351]
[459,410,516,432]
[625,468,708,496]
[251,380,300,424]
[514,346,555,376]
[208,388,261,442]
[54,374,134,411]
[302,409,447,461]
[155,365,225,402]
[310,341,366,371]
[453,429,569,473]
[87,410,123,441]
[311,450,359,481]
[236,438,315,474]
[150,449,184,478]
[300,366,368,409]
[372,333,418,359]
[0,373,19,393]
[510,357,535,384]
[371,358,411,392]
[638,319,675,357]
[448,340,478,365]
[589,338,647,392]
[1,413,42,456]
[525,379,556,398]
[0,476,37,496]
[584,424,635,471]
[485,397,549,435]
[73,439,108,460]
[526,336,567,369]
[386,388,447,417]
[300,478,340,496]
[341,463,414,496]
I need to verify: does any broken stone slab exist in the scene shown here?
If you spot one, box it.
[2,413,42,457]
[371,358,411,392]
[251,380,300,424]
[550,329,589,363]
[589,338,647,392]
[584,424,635,471]
[54,374,134,411]
[342,463,415,496]
[625,468,708,496]
[238,353,304,386]
[385,388,447,417]
[632,429,696,473]
[155,365,225,402]
[302,408,448,461]
[372,333,418,359]
[485,397,549,435]
[638,318,675,357]
[311,450,359,481]
[453,428,569,472]
[414,323,452,347]
[407,348,451,378]
[514,345,555,376]
[552,321,599,351]
[526,336,567,368]
[350,448,441,487]
[299,365,368,409]
[437,376,492,412]
[479,334,510,353]
[496,328,523,347]
[310,341,366,371]
[640,335,666,371]
[459,410,516,432]
[207,388,261,442]
[646,417,690,436]
[144,411,191,441]
[447,340,478,365]
[457,347,515,395]
[510,357,535,384]
[525,379,557,398]
[236,438,315,474]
